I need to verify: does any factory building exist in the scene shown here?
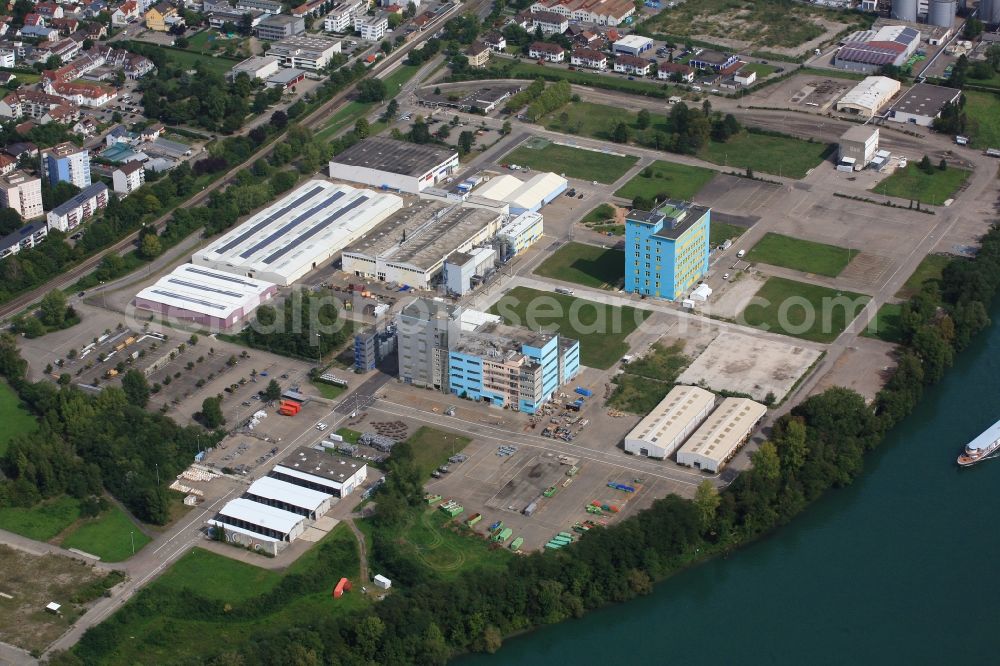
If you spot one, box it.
[834,25,920,74]
[473,172,567,214]
[838,125,880,169]
[676,397,767,473]
[133,264,278,330]
[245,476,333,519]
[269,448,368,497]
[340,200,504,289]
[496,211,543,257]
[444,247,497,295]
[354,325,397,371]
[835,75,901,118]
[328,137,459,194]
[209,498,307,555]
[191,180,403,285]
[887,83,961,126]
[448,323,580,414]
[612,34,653,56]
[395,298,463,390]
[623,385,716,459]
[624,200,710,301]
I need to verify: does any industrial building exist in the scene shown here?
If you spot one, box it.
[46,182,108,232]
[340,200,504,289]
[192,180,403,285]
[245,476,333,519]
[835,76,901,119]
[395,297,463,390]
[354,325,397,371]
[624,200,711,301]
[676,397,767,473]
[529,0,636,26]
[444,247,497,295]
[496,211,543,257]
[834,25,920,74]
[448,322,580,414]
[887,83,961,126]
[328,137,459,194]
[133,263,278,330]
[270,447,368,498]
[623,385,716,459]
[689,50,739,72]
[227,55,282,81]
[612,34,653,56]
[839,125,880,169]
[473,172,567,214]
[209,498,307,555]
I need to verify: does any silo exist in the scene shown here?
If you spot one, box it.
[891,0,919,21]
[929,0,956,26]
[983,0,1000,25]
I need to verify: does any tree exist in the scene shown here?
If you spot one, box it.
[501,120,512,135]
[174,36,189,48]
[270,110,288,129]
[693,479,720,530]
[636,108,651,129]
[964,17,983,39]
[938,158,947,171]
[0,207,21,236]
[121,369,150,408]
[458,130,474,154]
[611,121,630,143]
[355,117,370,138]
[140,233,162,259]
[357,78,387,103]
[410,119,432,144]
[200,396,224,428]
[39,289,67,328]
[45,54,62,70]
[919,155,933,174]
[264,379,282,402]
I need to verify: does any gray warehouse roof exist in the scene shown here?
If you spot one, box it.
[331,137,457,177]
[890,83,961,118]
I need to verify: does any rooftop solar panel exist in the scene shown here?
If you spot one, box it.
[213,185,325,256]
[181,266,262,288]
[166,278,243,300]
[240,190,346,259]
[263,195,369,265]
[150,289,227,311]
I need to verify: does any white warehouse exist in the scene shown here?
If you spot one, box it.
[624,385,716,459]
[474,172,567,214]
[676,397,767,473]
[245,476,333,519]
[269,447,368,498]
[328,137,459,194]
[209,498,307,555]
[191,180,403,285]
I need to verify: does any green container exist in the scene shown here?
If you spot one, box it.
[557,532,573,539]
[510,536,524,551]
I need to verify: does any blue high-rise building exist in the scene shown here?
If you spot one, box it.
[42,142,92,189]
[624,200,710,300]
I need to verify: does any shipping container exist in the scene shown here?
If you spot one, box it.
[510,536,524,551]
[523,500,538,516]
[574,387,593,397]
[466,513,482,526]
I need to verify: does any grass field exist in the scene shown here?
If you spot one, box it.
[700,131,830,178]
[0,496,80,541]
[582,203,616,224]
[60,504,151,562]
[489,286,649,369]
[73,527,367,665]
[746,232,855,277]
[405,426,471,479]
[609,342,689,414]
[336,427,362,443]
[533,242,626,289]
[311,379,346,399]
[613,160,716,202]
[149,44,239,78]
[896,253,952,299]
[740,62,779,77]
[0,379,35,457]
[709,221,748,247]
[498,61,672,97]
[542,101,637,142]
[502,142,638,183]
[741,277,869,343]
[870,164,970,206]
[964,91,1000,149]
[862,302,903,344]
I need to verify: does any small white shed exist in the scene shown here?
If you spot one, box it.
[373,574,392,590]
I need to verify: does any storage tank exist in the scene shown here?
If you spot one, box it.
[891,0,918,21]
[929,0,956,26]
[983,0,1000,25]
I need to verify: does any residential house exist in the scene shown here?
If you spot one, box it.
[657,60,694,82]
[0,154,16,176]
[50,37,81,61]
[530,10,567,35]
[19,24,59,41]
[0,90,79,123]
[34,3,65,19]
[112,161,145,196]
[530,0,635,26]
[689,49,739,72]
[144,2,178,31]
[236,0,282,13]
[528,41,564,62]
[357,14,387,41]
[570,46,606,70]
[112,0,140,24]
[0,220,47,259]
[0,172,44,220]
[465,40,490,68]
[292,0,328,17]
[49,17,79,34]
[482,31,506,52]
[72,117,97,136]
[613,53,651,76]
[46,182,108,232]
[0,16,10,38]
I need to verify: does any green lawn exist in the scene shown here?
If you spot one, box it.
[710,221,748,247]
[862,302,903,344]
[740,277,870,343]
[609,342,689,414]
[700,131,830,178]
[896,253,952,299]
[498,61,672,97]
[740,62,779,77]
[405,426,471,479]
[502,142,638,183]
[870,164,970,206]
[489,286,649,369]
[533,242,626,289]
[155,547,282,603]
[582,203,616,224]
[73,526,367,666]
[336,427,362,444]
[0,380,36,457]
[149,45,239,78]
[614,160,716,202]
[0,496,80,541]
[60,505,151,562]
[311,379,346,399]
[542,101,637,142]
[746,232,855,277]
[964,91,1000,149]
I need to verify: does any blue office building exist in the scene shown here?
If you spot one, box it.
[624,200,711,300]
[447,323,580,414]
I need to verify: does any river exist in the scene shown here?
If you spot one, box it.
[458,301,1000,665]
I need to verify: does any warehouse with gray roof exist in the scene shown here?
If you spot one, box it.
[328,137,460,194]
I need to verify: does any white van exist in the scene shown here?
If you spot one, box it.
[737,249,745,258]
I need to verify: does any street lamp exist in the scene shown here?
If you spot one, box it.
[130,530,135,556]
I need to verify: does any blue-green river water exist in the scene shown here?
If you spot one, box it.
[459,302,1000,665]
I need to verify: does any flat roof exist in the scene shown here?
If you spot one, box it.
[628,200,710,241]
[330,137,456,178]
[677,397,766,463]
[268,67,306,83]
[841,125,879,142]
[398,296,462,321]
[247,476,331,512]
[343,201,502,271]
[452,321,556,360]
[505,172,566,209]
[890,83,961,118]
[626,385,716,447]
[274,447,366,488]
[614,34,652,47]
[134,263,275,318]
[192,179,402,282]
[499,210,542,238]
[216,497,305,535]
